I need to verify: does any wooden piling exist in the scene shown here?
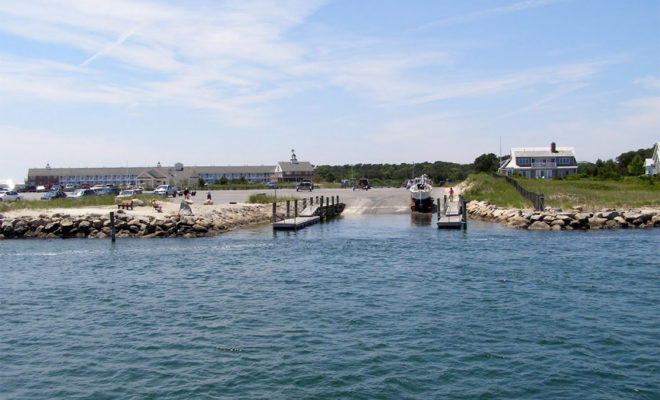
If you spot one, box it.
[286,200,290,218]
[110,211,116,242]
[294,199,298,217]
[272,202,276,223]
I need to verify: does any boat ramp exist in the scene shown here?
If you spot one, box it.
[273,195,345,230]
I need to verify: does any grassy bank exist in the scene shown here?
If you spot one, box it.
[463,174,660,210]
[0,195,165,213]
[246,193,299,204]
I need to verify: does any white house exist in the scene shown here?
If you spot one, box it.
[644,142,659,176]
[499,142,578,179]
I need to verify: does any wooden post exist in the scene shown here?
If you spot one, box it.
[461,196,467,230]
[437,198,441,216]
[303,198,307,210]
[272,202,276,223]
[443,194,448,215]
[294,199,298,217]
[286,200,290,218]
[110,211,116,242]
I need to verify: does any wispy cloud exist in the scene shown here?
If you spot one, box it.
[81,25,141,66]
[634,76,660,91]
[414,0,568,31]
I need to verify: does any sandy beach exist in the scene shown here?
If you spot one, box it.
[5,187,449,220]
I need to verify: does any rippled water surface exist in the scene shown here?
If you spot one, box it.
[1,215,658,399]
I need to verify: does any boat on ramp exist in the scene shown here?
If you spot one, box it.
[409,174,434,213]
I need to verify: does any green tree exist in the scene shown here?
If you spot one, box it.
[627,154,645,175]
[473,153,499,173]
[219,176,228,185]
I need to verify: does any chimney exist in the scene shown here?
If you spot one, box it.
[551,142,557,153]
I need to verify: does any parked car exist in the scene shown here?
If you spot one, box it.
[70,188,95,198]
[0,190,23,202]
[41,190,67,200]
[266,181,278,189]
[96,187,121,196]
[296,181,314,192]
[64,184,76,191]
[154,185,177,197]
[116,190,136,199]
[36,185,47,192]
[353,178,370,190]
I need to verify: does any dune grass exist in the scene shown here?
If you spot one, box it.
[462,173,660,210]
[462,174,531,209]
[246,193,300,204]
[518,176,660,210]
[0,194,166,213]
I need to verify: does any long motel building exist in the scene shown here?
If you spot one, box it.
[27,152,314,189]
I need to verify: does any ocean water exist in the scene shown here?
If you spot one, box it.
[0,215,658,399]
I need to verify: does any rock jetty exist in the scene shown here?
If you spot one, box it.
[467,200,660,230]
[0,204,286,239]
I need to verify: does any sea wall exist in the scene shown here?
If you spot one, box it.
[0,204,286,239]
[467,200,660,230]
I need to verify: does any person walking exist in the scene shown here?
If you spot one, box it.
[207,190,211,201]
[449,187,454,202]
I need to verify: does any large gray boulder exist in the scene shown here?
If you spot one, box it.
[179,201,194,216]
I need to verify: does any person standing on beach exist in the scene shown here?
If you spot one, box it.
[207,191,211,201]
[449,187,454,202]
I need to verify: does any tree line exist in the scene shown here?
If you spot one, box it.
[314,144,656,183]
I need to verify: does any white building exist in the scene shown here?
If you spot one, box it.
[644,142,659,176]
[499,143,578,179]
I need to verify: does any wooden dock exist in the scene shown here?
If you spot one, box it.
[273,195,345,230]
[273,216,320,230]
[437,195,467,230]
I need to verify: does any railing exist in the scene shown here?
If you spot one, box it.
[490,173,545,211]
[531,162,556,168]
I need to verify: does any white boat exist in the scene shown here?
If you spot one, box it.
[409,174,434,213]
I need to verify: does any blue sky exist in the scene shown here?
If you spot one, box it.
[0,0,658,183]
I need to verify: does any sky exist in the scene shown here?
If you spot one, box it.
[0,0,658,183]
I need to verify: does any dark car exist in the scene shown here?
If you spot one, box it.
[41,190,67,200]
[353,178,370,190]
[296,181,313,192]
[96,187,121,196]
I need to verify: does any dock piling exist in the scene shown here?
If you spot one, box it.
[110,212,116,242]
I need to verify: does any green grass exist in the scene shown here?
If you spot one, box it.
[246,193,299,204]
[462,174,531,209]
[0,194,167,213]
[516,176,660,210]
[462,173,660,210]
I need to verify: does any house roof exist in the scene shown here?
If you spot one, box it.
[277,161,314,172]
[28,167,153,177]
[500,146,577,170]
[510,147,576,158]
[194,165,276,174]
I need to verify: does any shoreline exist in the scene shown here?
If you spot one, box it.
[467,200,660,230]
[2,187,659,239]
[0,201,290,239]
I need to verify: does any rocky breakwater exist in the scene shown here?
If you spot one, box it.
[467,200,660,230]
[0,204,287,239]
